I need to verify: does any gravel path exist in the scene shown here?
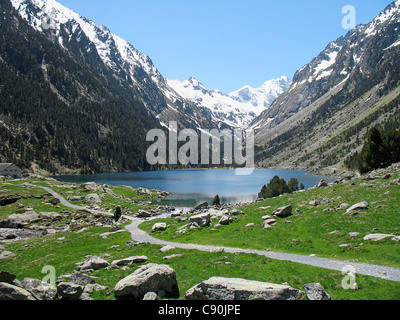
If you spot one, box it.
[42,186,400,283]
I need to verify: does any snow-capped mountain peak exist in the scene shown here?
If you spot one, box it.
[167,76,291,128]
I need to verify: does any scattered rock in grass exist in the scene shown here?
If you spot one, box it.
[349,232,360,238]
[185,277,305,300]
[76,256,110,272]
[160,245,175,253]
[303,283,331,300]
[219,214,233,226]
[111,256,148,268]
[152,223,168,231]
[345,201,369,214]
[189,212,211,228]
[309,200,321,206]
[336,203,349,210]
[0,251,16,260]
[57,282,84,300]
[230,209,243,215]
[363,233,395,242]
[272,205,292,218]
[163,254,183,260]
[264,219,277,226]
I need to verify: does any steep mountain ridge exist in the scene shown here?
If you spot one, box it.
[9,0,218,131]
[253,1,400,173]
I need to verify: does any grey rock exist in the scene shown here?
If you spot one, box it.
[230,209,243,215]
[57,282,84,300]
[218,214,233,226]
[83,193,102,205]
[272,205,293,218]
[0,251,16,260]
[346,201,369,214]
[20,278,57,300]
[0,282,36,300]
[194,202,209,210]
[111,256,148,267]
[190,212,211,228]
[185,277,304,300]
[114,263,179,300]
[303,283,331,300]
[152,223,168,231]
[136,210,152,218]
[68,271,96,285]
[318,180,328,188]
[143,292,160,300]
[76,256,110,272]
[0,211,40,229]
[363,233,395,242]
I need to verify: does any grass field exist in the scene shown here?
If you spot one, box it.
[140,171,400,268]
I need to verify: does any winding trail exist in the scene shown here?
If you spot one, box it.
[42,186,400,283]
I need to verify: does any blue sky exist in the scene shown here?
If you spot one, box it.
[57,0,394,93]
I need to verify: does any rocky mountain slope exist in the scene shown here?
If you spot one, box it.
[8,0,218,132]
[0,0,162,173]
[168,76,290,128]
[253,1,400,174]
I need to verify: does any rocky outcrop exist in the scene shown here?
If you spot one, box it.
[0,195,21,206]
[114,263,179,300]
[185,277,304,300]
[0,211,40,229]
[20,278,57,300]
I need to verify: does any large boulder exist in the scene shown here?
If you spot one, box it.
[20,278,57,300]
[189,212,211,228]
[114,263,179,300]
[0,211,40,229]
[185,277,304,300]
[272,205,293,218]
[0,282,36,300]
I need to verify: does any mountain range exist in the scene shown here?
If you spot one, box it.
[1,0,400,174]
[252,0,400,174]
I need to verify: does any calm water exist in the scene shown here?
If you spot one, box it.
[57,169,332,207]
